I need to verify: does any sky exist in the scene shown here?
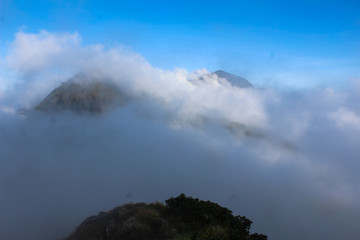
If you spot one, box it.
[1,0,359,88]
[1,1,360,240]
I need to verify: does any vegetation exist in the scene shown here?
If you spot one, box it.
[64,194,267,240]
[164,194,267,240]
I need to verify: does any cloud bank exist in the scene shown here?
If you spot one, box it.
[0,31,359,240]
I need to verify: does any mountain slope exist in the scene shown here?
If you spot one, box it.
[35,75,127,114]
[214,70,252,88]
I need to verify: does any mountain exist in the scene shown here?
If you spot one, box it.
[64,194,267,240]
[33,70,252,115]
[35,75,127,114]
[214,70,252,88]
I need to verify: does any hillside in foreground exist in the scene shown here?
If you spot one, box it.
[64,194,267,240]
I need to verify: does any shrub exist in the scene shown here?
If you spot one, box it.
[165,194,257,240]
[197,225,228,240]
[135,208,162,230]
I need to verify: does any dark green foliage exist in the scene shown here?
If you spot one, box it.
[197,225,228,240]
[125,205,176,240]
[165,194,233,226]
[165,193,266,240]
[64,194,267,240]
[148,201,167,215]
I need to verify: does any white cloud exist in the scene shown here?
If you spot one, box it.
[2,31,267,127]
[6,30,81,73]
[329,107,360,130]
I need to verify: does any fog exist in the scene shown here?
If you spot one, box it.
[0,31,359,240]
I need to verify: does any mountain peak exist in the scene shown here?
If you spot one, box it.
[214,70,252,88]
[35,76,127,114]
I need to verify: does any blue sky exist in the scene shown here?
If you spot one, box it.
[1,0,359,88]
